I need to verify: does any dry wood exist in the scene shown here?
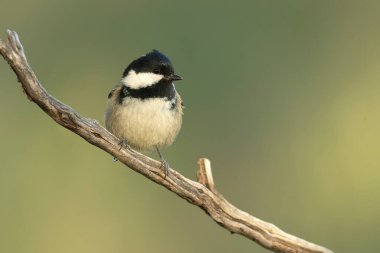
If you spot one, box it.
[0,30,333,253]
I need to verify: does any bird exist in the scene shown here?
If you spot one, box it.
[105,50,183,178]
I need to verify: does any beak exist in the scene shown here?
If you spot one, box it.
[168,74,183,81]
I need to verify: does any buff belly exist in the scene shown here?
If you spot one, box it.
[105,97,182,151]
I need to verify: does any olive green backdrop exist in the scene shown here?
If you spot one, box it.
[1,1,379,252]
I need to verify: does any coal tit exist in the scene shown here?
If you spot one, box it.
[105,50,183,177]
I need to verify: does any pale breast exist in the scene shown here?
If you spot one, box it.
[105,95,182,151]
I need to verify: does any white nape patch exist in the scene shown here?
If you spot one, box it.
[121,70,163,89]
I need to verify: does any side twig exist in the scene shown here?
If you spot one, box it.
[0,30,333,253]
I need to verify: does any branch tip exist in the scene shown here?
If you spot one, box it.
[197,158,215,192]
[8,30,24,55]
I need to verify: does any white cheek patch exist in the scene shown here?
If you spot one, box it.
[121,70,163,89]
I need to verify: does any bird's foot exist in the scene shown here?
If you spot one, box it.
[159,159,170,179]
[118,139,131,151]
[155,146,170,178]
[113,139,132,162]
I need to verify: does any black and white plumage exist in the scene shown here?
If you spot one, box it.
[105,50,183,177]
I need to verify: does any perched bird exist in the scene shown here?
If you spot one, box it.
[105,50,183,177]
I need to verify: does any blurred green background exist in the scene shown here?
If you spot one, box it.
[1,0,380,252]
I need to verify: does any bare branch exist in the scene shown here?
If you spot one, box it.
[0,30,333,253]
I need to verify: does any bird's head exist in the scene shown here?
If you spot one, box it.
[121,50,182,89]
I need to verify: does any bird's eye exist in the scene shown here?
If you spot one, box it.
[153,68,160,74]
